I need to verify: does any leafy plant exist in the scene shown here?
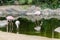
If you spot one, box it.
[18,0,26,4]
[27,0,33,4]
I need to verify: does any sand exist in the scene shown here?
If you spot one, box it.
[0,31,60,40]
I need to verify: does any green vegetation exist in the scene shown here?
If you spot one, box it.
[0,0,60,9]
[0,0,14,5]
[0,17,6,20]
[40,18,60,38]
[18,0,26,5]
[27,0,33,4]
[0,17,60,38]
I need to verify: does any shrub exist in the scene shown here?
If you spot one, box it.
[18,0,26,5]
[27,0,33,4]
[17,18,35,33]
[40,18,60,38]
[0,17,60,38]
[0,17,6,20]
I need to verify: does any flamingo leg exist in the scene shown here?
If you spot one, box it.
[17,25,19,34]
[7,25,8,32]
[11,22,13,32]
[10,21,12,32]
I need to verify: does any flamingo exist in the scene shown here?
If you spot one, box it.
[54,27,60,38]
[34,20,43,33]
[6,16,15,32]
[15,20,20,34]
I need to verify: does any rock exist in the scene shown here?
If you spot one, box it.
[0,20,8,27]
[0,6,60,20]
[26,6,41,15]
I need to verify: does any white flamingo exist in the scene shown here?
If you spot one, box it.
[15,20,20,34]
[54,27,60,33]
[34,21,43,33]
[34,26,41,32]
[54,27,60,38]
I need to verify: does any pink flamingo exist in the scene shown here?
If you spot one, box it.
[6,16,15,32]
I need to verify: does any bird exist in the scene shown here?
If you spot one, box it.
[54,27,60,33]
[15,20,20,34]
[6,16,15,32]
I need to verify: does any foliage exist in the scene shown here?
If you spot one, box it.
[0,17,60,38]
[27,0,33,4]
[0,0,60,9]
[0,0,14,5]
[18,0,26,5]
[0,17,6,20]
[40,18,60,38]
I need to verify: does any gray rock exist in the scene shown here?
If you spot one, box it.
[0,20,8,27]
